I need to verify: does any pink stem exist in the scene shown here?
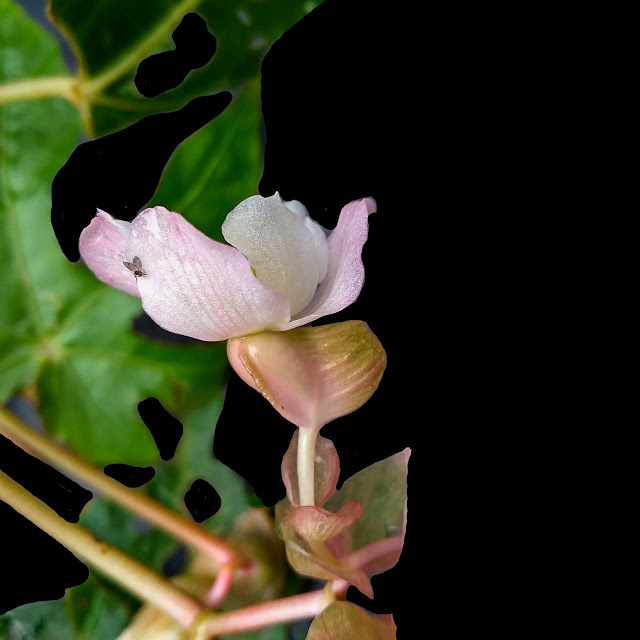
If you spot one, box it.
[205,564,235,608]
[347,535,404,570]
[201,588,330,636]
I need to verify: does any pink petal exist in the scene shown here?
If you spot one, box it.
[79,210,139,297]
[128,207,290,341]
[283,197,376,329]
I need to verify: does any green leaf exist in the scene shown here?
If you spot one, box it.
[174,392,252,534]
[306,602,396,640]
[0,1,230,465]
[48,0,320,134]
[0,599,74,640]
[325,449,410,552]
[65,577,132,640]
[153,80,261,241]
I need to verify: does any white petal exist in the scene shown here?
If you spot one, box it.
[221,194,329,316]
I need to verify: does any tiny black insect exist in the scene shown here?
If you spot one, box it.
[123,256,146,277]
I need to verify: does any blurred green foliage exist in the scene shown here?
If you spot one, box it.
[0,0,318,636]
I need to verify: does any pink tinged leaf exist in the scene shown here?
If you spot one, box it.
[287,501,362,542]
[227,320,386,430]
[282,431,340,507]
[78,209,139,297]
[274,500,373,598]
[283,197,377,329]
[307,601,397,640]
[126,206,291,341]
[325,448,410,577]
[284,540,373,599]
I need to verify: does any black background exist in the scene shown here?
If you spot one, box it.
[2,0,424,632]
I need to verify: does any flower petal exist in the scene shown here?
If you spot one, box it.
[78,209,139,297]
[221,193,329,316]
[227,320,386,429]
[127,206,290,341]
[283,197,376,329]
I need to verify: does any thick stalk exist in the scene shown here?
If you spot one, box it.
[0,76,76,105]
[0,471,203,628]
[0,407,246,567]
[297,427,318,506]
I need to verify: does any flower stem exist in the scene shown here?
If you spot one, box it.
[297,428,318,506]
[0,471,203,628]
[192,583,337,638]
[0,407,247,567]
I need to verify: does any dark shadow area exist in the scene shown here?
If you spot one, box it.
[213,372,295,507]
[184,478,221,523]
[0,501,89,614]
[217,0,414,510]
[103,463,155,488]
[137,397,184,461]
[135,13,216,98]
[0,434,92,523]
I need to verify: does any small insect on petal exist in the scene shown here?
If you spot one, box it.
[123,256,146,277]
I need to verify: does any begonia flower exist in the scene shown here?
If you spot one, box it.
[79,193,376,341]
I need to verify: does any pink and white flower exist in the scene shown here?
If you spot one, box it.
[79,193,376,342]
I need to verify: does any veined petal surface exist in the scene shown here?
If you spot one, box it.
[284,197,376,329]
[128,206,291,341]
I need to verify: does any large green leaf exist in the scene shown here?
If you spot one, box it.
[0,0,230,465]
[0,0,315,636]
[48,0,320,134]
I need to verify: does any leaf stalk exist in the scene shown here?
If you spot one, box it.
[0,407,247,568]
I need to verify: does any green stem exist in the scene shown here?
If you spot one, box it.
[0,407,247,568]
[0,471,203,628]
[297,428,318,506]
[0,76,76,105]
